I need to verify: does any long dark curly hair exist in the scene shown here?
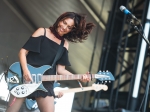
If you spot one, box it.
[49,12,95,43]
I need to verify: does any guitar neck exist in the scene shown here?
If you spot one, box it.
[54,86,93,95]
[42,74,95,81]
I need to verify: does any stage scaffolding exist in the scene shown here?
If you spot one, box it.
[85,0,150,112]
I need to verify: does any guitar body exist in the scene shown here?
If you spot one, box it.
[7,62,51,96]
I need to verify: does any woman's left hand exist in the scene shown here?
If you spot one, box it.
[80,72,91,82]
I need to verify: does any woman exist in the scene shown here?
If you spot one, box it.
[6,12,95,112]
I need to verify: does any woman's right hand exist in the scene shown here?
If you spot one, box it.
[57,91,64,98]
[23,69,32,83]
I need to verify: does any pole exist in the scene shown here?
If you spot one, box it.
[130,1,150,110]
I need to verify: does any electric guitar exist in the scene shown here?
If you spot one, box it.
[25,83,108,111]
[54,83,108,96]
[6,62,115,98]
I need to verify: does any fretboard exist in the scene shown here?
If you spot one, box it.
[42,74,95,81]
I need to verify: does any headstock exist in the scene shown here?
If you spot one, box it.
[95,70,115,82]
[92,83,108,91]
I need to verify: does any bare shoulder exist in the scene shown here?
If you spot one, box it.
[32,27,45,37]
[64,39,69,50]
[45,28,51,32]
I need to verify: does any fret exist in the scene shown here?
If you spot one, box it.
[71,75,73,80]
[74,75,76,80]
[60,75,61,80]
[69,75,71,80]
[78,74,80,79]
[56,75,58,80]
[68,75,71,80]
[92,74,95,79]
[54,75,56,81]
[53,75,55,80]
[60,75,62,80]
[52,75,54,81]
[57,75,59,80]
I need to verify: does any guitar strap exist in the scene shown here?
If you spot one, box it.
[51,40,65,68]
[52,40,65,85]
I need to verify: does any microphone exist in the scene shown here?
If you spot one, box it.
[120,5,137,20]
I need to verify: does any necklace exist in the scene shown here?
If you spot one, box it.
[50,27,64,40]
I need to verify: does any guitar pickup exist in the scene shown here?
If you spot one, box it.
[32,74,36,84]
[37,74,42,83]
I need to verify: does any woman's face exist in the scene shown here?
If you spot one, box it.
[57,18,74,36]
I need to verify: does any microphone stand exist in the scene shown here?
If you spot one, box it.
[129,20,150,45]
[129,19,150,112]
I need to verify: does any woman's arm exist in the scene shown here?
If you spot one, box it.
[57,64,91,82]
[18,48,32,82]
[58,40,91,82]
[18,28,44,82]
[57,64,73,75]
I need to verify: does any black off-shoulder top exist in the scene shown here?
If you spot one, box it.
[22,28,71,99]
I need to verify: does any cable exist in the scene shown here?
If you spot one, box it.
[0,73,4,82]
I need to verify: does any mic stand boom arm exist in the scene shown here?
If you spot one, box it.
[129,20,150,46]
